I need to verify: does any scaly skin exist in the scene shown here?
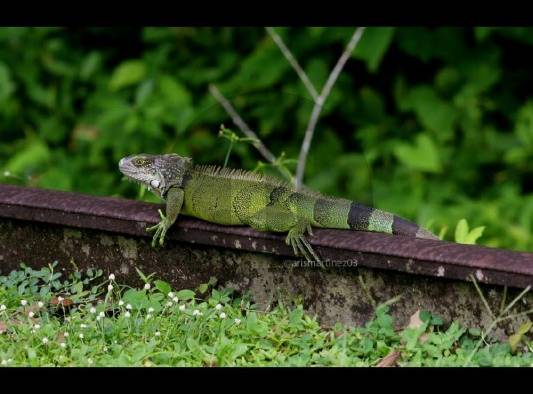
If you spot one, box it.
[119,153,438,263]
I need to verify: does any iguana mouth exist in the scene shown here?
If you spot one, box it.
[118,157,152,187]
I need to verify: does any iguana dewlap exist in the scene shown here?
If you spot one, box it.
[119,153,437,262]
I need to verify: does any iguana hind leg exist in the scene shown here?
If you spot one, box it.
[242,206,321,263]
[286,219,322,264]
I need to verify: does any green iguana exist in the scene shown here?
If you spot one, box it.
[119,153,438,262]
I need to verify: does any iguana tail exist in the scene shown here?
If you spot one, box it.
[312,197,438,240]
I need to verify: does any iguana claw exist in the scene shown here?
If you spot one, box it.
[285,221,322,266]
[146,209,170,247]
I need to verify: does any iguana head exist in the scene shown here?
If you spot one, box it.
[119,153,193,197]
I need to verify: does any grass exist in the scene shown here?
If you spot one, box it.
[0,262,532,367]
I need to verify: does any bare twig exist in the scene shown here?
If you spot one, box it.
[499,285,508,315]
[295,27,366,190]
[358,273,376,309]
[265,27,319,102]
[469,274,496,320]
[208,84,277,164]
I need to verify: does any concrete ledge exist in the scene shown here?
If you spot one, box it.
[1,184,533,335]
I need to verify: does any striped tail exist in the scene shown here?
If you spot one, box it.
[312,197,438,240]
[347,202,438,240]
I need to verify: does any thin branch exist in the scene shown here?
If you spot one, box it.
[208,84,277,164]
[358,273,377,309]
[265,27,319,102]
[469,274,495,320]
[295,27,366,190]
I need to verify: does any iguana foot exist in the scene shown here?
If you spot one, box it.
[146,209,170,247]
[285,221,322,265]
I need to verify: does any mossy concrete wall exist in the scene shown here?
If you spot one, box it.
[1,218,531,339]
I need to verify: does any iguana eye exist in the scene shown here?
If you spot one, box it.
[150,179,160,189]
[134,158,150,166]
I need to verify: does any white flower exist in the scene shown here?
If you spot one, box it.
[173,297,179,303]
[63,332,69,337]
[79,333,84,339]
[20,300,27,306]
[146,314,152,320]
[148,307,154,313]
[60,343,66,348]
[28,311,35,318]
[37,301,44,308]
[167,292,174,298]
[165,301,173,307]
[99,311,105,318]
[34,324,40,330]
[192,309,202,316]
[234,318,241,325]
[103,346,108,352]
[155,331,161,337]
[87,359,93,365]
[219,312,226,319]
[118,300,124,306]
[89,307,96,314]
[215,304,222,310]
[124,311,131,318]
[80,323,87,329]
[144,283,151,290]
[42,337,49,344]
[0,304,6,311]
[57,296,64,303]
[108,273,115,281]
[178,304,186,311]
[1,360,6,365]
[3,171,11,177]
[126,304,132,310]
[96,316,101,322]
[107,284,113,292]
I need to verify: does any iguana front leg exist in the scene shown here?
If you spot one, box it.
[146,186,184,247]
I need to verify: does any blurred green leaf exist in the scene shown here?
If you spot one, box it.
[454,219,469,244]
[393,134,442,173]
[109,59,147,91]
[0,61,15,101]
[5,139,50,174]
[176,289,195,301]
[454,218,485,245]
[80,51,102,81]
[403,85,456,140]
[353,27,395,72]
[158,75,191,106]
[154,280,171,296]
[509,321,532,353]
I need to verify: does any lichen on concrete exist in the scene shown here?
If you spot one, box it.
[117,236,138,261]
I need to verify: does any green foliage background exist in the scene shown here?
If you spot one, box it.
[1,27,533,251]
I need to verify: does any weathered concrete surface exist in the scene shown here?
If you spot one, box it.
[2,184,533,289]
[0,218,530,339]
